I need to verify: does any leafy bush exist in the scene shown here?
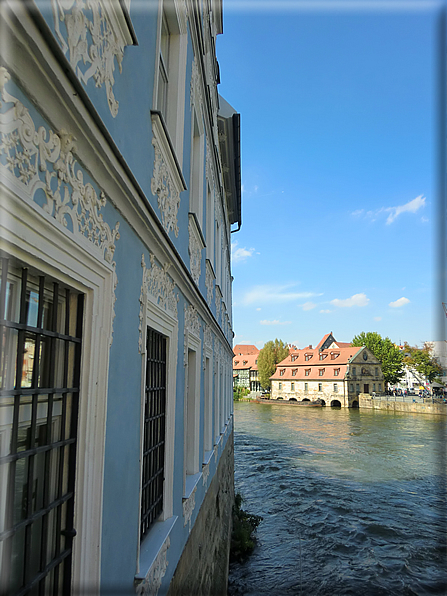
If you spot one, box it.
[230,493,263,562]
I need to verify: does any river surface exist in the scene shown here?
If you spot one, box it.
[228,402,447,596]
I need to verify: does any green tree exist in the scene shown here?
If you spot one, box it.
[351,332,404,386]
[403,343,443,383]
[257,339,290,390]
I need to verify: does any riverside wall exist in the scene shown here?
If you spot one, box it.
[167,431,234,596]
[359,394,447,415]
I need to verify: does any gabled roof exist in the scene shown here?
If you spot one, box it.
[233,344,260,356]
[233,353,259,371]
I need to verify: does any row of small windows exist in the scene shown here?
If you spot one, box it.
[278,382,339,393]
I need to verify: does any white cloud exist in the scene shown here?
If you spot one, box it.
[389,297,410,308]
[351,195,426,225]
[231,241,256,263]
[385,195,426,225]
[302,301,316,311]
[260,320,292,326]
[331,293,370,308]
[256,308,261,311]
[374,316,382,321]
[320,309,332,314]
[242,284,321,305]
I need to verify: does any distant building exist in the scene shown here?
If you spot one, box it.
[270,335,384,407]
[233,345,261,391]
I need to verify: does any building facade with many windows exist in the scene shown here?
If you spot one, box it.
[0,0,240,594]
[270,335,384,407]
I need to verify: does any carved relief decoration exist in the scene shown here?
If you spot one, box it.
[188,215,203,285]
[202,324,213,370]
[215,286,222,323]
[202,462,210,488]
[184,303,201,339]
[151,116,185,238]
[135,537,170,596]
[0,68,120,263]
[183,486,196,531]
[52,0,133,117]
[139,253,178,352]
[205,260,214,306]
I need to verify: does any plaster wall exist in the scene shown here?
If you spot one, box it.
[166,430,234,596]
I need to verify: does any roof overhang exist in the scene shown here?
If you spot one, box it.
[218,95,241,232]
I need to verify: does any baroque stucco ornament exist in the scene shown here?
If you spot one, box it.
[52,0,132,117]
[188,217,202,285]
[151,120,184,237]
[135,537,170,596]
[139,253,178,352]
[0,68,120,264]
[183,486,196,532]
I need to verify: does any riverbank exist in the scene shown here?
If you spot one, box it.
[359,395,447,415]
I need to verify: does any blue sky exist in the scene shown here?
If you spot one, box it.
[216,0,445,349]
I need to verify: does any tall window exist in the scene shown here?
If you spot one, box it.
[190,110,204,229]
[141,327,167,540]
[0,255,84,595]
[318,383,323,392]
[158,10,170,120]
[304,382,308,392]
[291,382,295,391]
[334,383,338,393]
[155,1,187,156]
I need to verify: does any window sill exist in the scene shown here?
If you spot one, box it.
[203,449,213,467]
[135,515,177,585]
[184,471,201,500]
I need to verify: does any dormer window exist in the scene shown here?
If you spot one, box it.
[334,368,340,376]
[305,354,313,361]
[280,369,285,376]
[319,353,327,361]
[319,369,325,376]
[305,369,310,376]
[234,361,239,365]
[292,369,297,376]
[291,354,298,362]
[331,352,340,360]
[243,360,247,366]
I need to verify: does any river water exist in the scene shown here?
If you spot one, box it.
[228,402,447,596]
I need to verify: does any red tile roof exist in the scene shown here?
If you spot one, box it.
[271,343,361,380]
[233,353,259,370]
[233,344,260,356]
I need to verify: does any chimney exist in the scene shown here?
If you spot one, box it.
[309,344,312,349]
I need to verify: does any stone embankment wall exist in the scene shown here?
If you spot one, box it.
[359,395,447,415]
[167,431,234,596]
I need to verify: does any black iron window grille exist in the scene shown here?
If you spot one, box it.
[140,327,167,541]
[0,255,83,596]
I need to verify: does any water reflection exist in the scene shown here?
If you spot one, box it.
[229,402,447,596]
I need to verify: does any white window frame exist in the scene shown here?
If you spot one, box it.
[139,294,178,530]
[154,0,188,162]
[184,331,201,496]
[0,183,115,593]
[190,108,205,231]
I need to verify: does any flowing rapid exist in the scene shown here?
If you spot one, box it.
[228,402,447,596]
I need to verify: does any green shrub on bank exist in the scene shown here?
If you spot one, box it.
[233,387,250,401]
[230,493,263,562]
